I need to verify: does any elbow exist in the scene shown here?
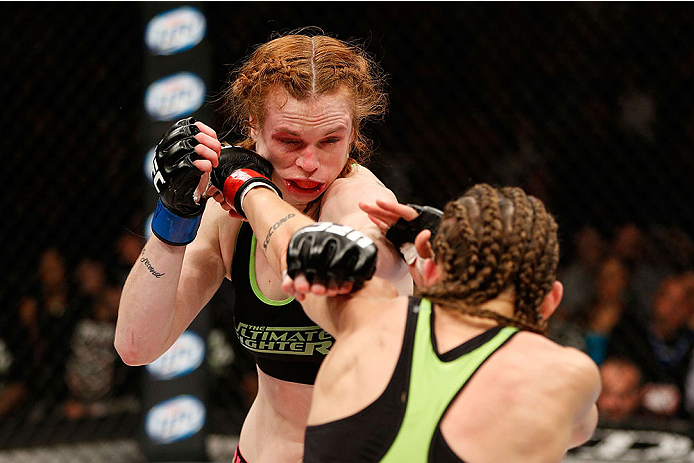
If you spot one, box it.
[570,405,599,449]
[114,331,151,366]
[115,341,141,366]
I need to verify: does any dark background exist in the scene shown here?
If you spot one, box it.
[1,0,693,456]
[3,2,693,276]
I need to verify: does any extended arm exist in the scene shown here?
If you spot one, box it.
[224,185,372,334]
[283,221,394,336]
[318,175,412,292]
[206,152,408,332]
[211,153,410,297]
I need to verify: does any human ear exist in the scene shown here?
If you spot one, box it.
[539,281,563,320]
[421,258,441,287]
[249,117,258,140]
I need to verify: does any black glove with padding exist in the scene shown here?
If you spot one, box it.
[152,116,206,218]
[286,223,378,292]
[210,145,282,219]
[385,204,443,263]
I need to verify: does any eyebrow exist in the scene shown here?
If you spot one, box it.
[273,127,348,137]
[273,129,300,137]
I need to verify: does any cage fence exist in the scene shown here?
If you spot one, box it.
[1,2,693,462]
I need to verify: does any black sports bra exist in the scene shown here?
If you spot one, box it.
[230,223,333,384]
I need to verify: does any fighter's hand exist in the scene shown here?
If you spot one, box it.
[360,200,442,285]
[282,223,378,301]
[208,146,282,220]
[152,117,221,218]
[359,200,440,258]
[359,200,420,232]
[281,272,354,302]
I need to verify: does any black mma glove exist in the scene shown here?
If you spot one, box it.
[287,222,378,292]
[151,117,207,245]
[210,146,282,219]
[385,204,443,264]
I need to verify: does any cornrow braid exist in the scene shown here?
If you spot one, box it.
[515,195,559,331]
[420,184,559,335]
[432,199,480,300]
[469,184,505,305]
[492,188,522,298]
[498,187,533,319]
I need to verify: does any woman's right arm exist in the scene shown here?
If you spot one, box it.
[115,204,232,365]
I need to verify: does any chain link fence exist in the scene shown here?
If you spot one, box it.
[1,2,693,461]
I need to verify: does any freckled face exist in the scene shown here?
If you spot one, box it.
[252,89,354,209]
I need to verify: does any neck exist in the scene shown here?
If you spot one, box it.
[477,295,516,318]
[432,290,516,325]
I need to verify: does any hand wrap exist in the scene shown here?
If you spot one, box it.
[151,117,206,245]
[287,223,378,292]
[210,146,282,219]
[385,204,443,264]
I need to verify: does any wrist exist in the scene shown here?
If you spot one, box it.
[151,199,202,246]
[224,172,282,219]
[239,181,281,213]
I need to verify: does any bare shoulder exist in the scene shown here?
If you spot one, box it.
[450,332,599,461]
[343,288,409,338]
[324,165,395,202]
[512,333,597,370]
[541,336,599,382]
[318,165,397,226]
[503,332,600,394]
[335,164,387,186]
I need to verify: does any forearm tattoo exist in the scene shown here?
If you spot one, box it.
[140,247,165,278]
[263,213,295,252]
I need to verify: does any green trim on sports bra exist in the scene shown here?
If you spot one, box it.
[249,234,294,306]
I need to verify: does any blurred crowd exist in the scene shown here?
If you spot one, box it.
[550,222,694,428]
[2,218,692,437]
[0,229,145,425]
[0,225,258,443]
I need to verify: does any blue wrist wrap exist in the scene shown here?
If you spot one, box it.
[151,200,202,246]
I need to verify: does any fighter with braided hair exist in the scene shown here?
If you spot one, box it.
[282,183,600,462]
[115,30,412,463]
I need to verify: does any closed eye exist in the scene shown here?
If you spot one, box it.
[321,138,340,145]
